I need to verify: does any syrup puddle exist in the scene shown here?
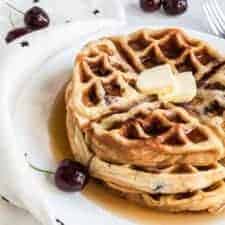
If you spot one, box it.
[48,86,224,225]
[48,85,74,162]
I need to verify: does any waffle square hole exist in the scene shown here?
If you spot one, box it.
[204,100,224,116]
[205,82,225,91]
[195,164,216,171]
[149,194,161,201]
[106,121,124,131]
[186,128,208,143]
[159,35,185,59]
[203,182,222,192]
[171,164,193,174]
[128,35,150,51]
[140,47,165,69]
[103,79,123,97]
[135,112,149,120]
[174,192,197,200]
[142,117,171,136]
[82,84,101,107]
[111,40,138,72]
[164,134,186,146]
[198,62,225,85]
[88,58,112,77]
[123,121,140,140]
[194,48,216,65]
[176,54,197,75]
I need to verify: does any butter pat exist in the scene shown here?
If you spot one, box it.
[159,72,197,103]
[137,64,175,95]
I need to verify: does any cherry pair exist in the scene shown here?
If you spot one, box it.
[6,5,50,43]
[140,0,188,15]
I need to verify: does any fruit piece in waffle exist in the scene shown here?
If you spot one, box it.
[89,102,224,167]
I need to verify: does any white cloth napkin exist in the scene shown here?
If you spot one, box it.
[0,0,125,48]
[0,1,126,225]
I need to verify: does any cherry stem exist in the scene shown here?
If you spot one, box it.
[24,153,55,175]
[9,11,15,27]
[5,1,24,15]
[28,163,55,175]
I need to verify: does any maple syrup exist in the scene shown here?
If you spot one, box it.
[48,86,223,225]
[48,85,74,162]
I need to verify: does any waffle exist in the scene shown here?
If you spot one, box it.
[125,181,225,213]
[68,39,145,127]
[89,102,224,167]
[67,28,224,128]
[66,108,225,213]
[66,28,225,213]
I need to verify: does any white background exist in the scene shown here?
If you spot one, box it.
[0,0,224,224]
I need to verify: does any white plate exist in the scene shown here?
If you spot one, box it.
[1,23,225,225]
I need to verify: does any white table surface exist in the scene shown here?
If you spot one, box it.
[0,0,222,224]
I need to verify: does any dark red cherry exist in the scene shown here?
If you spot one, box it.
[5,27,31,43]
[55,159,89,192]
[140,0,162,12]
[163,0,188,15]
[24,6,50,30]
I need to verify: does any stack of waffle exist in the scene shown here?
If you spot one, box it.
[66,28,225,213]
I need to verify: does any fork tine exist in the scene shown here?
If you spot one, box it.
[212,0,225,25]
[203,4,218,35]
[206,1,224,34]
[203,3,223,36]
[208,0,225,34]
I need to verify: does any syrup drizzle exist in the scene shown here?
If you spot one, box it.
[48,86,224,225]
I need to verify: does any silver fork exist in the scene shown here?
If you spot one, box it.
[204,0,225,37]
